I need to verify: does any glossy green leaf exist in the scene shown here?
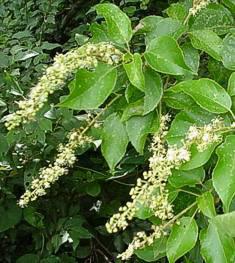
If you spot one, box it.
[221,33,235,71]
[90,23,109,43]
[96,3,132,45]
[141,17,185,44]
[135,237,166,262]
[197,192,216,218]
[101,113,129,170]
[227,72,235,96]
[164,91,196,110]
[181,143,219,171]
[200,220,235,263]
[121,99,144,122]
[182,42,200,74]
[123,53,145,91]
[189,30,223,61]
[214,211,235,237]
[144,68,163,114]
[166,3,187,22]
[144,36,192,75]
[170,78,232,114]
[190,4,234,35]
[169,167,205,188]
[60,63,117,110]
[213,135,235,212]
[126,112,155,154]
[167,217,198,263]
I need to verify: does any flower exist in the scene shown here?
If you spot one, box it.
[18,128,92,207]
[5,43,122,130]
[189,0,213,16]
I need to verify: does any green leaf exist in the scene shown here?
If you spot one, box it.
[227,72,235,96]
[123,53,145,91]
[144,36,192,75]
[90,23,109,43]
[24,207,44,228]
[221,33,235,71]
[214,211,235,238]
[140,17,185,44]
[170,78,232,114]
[135,237,166,262]
[164,91,196,110]
[144,68,163,114]
[169,167,205,188]
[121,99,144,122]
[213,135,235,212]
[200,220,235,263]
[189,30,223,61]
[60,63,117,110]
[0,199,22,232]
[190,4,234,35]
[101,113,129,170]
[41,42,61,50]
[126,112,155,154]
[135,202,153,220]
[85,182,101,197]
[166,3,187,22]
[96,3,132,45]
[167,217,198,263]
[182,42,200,74]
[181,143,219,171]
[197,192,216,218]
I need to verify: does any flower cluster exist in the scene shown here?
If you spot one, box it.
[5,43,122,130]
[189,0,214,16]
[107,116,226,260]
[18,128,92,207]
[186,118,223,151]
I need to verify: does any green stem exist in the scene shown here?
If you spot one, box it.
[163,201,197,229]
[179,189,200,197]
[229,109,235,121]
[183,12,191,26]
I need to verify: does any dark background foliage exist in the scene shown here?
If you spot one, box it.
[0,1,172,262]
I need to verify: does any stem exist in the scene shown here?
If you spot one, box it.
[183,12,191,26]
[81,93,121,135]
[229,109,235,121]
[179,189,200,197]
[163,201,197,229]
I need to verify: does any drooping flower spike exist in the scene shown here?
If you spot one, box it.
[106,116,227,260]
[5,43,122,130]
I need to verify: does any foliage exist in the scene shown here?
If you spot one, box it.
[0,0,235,262]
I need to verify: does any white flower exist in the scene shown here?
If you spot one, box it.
[178,148,190,162]
[187,126,199,140]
